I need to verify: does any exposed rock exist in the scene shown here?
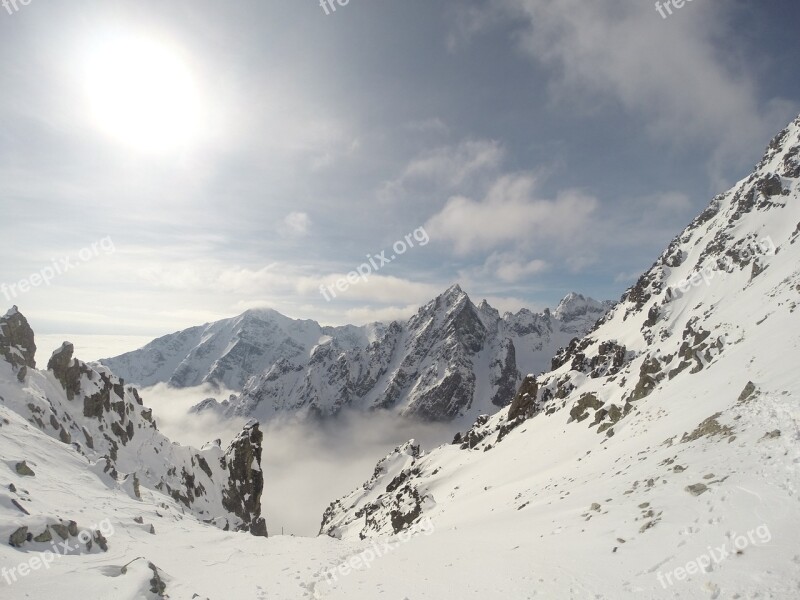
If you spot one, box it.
[51,523,70,540]
[93,530,109,551]
[507,375,539,421]
[682,413,735,443]
[0,306,36,369]
[9,526,29,547]
[15,461,35,477]
[686,483,709,496]
[12,500,30,517]
[569,393,604,423]
[34,528,52,543]
[757,173,784,197]
[221,421,268,537]
[148,562,167,597]
[737,381,758,404]
[459,414,491,450]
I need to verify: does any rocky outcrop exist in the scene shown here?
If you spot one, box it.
[1,309,269,538]
[0,306,36,370]
[319,441,424,539]
[47,342,90,401]
[221,421,268,537]
[507,375,539,421]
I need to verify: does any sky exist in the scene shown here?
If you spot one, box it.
[1,0,799,357]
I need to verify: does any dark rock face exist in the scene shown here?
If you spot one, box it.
[222,421,268,537]
[15,461,35,476]
[48,342,89,401]
[507,376,539,421]
[148,562,167,597]
[0,306,36,369]
[9,526,29,547]
[490,339,521,408]
[459,414,492,450]
[569,393,605,423]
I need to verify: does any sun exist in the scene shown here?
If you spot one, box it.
[84,35,201,152]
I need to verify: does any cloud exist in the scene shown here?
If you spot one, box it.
[403,139,504,186]
[425,173,598,255]
[147,390,460,537]
[282,211,311,236]
[255,411,456,536]
[313,273,444,306]
[139,383,246,449]
[445,3,509,53]
[340,303,422,324]
[380,139,505,202]
[454,0,797,186]
[467,252,549,284]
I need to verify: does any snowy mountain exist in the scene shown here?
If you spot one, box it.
[99,308,337,391]
[316,116,800,595]
[1,115,799,600]
[102,288,613,423]
[0,307,267,539]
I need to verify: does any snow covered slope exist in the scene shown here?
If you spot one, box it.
[0,307,267,537]
[1,115,799,600]
[317,116,800,596]
[100,308,334,391]
[103,289,611,424]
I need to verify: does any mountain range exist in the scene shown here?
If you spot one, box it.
[100,289,613,423]
[1,113,799,598]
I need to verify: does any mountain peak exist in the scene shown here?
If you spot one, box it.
[553,292,603,322]
[442,283,466,298]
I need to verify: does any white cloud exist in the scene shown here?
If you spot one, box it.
[315,274,443,306]
[465,251,549,284]
[456,0,797,186]
[341,304,422,324]
[403,139,504,187]
[380,139,505,202]
[425,173,598,255]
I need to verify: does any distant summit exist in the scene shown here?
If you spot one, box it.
[101,287,613,424]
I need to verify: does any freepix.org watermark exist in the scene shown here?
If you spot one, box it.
[323,517,435,588]
[319,0,351,16]
[319,227,429,302]
[2,519,115,586]
[655,0,697,20]
[665,236,775,300]
[656,524,772,589]
[2,0,32,16]
[1,236,115,302]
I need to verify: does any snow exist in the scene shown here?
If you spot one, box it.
[1,115,799,599]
